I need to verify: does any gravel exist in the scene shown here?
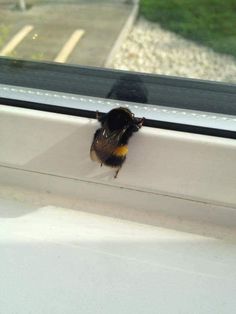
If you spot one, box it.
[111,18,236,84]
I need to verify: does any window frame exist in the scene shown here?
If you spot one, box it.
[0,57,236,139]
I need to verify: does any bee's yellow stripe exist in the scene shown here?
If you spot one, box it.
[113,145,128,157]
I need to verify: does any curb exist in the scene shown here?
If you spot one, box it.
[104,1,139,68]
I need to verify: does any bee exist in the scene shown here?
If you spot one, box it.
[90,107,144,178]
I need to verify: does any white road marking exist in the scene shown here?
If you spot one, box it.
[54,29,85,63]
[0,25,34,56]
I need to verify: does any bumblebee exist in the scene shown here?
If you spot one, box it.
[90,107,144,178]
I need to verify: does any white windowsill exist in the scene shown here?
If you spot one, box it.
[1,103,236,314]
[0,103,236,227]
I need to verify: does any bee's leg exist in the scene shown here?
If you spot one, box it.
[140,117,145,126]
[137,117,145,128]
[100,163,103,167]
[114,167,121,179]
[96,111,100,120]
[132,117,145,132]
[96,111,108,124]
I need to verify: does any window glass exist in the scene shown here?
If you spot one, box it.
[0,0,235,84]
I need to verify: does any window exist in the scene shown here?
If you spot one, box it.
[1,4,236,313]
[0,1,235,83]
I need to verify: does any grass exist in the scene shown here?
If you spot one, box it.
[140,0,236,58]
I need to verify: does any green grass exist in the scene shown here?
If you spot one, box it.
[140,0,236,58]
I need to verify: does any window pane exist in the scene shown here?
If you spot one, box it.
[0,0,236,84]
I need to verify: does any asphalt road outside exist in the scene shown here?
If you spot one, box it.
[0,0,134,66]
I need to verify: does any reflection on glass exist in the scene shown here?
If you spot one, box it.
[0,0,235,84]
[107,74,148,104]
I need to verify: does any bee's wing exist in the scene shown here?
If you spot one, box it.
[90,127,126,162]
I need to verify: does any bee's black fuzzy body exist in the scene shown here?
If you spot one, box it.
[90,107,143,178]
